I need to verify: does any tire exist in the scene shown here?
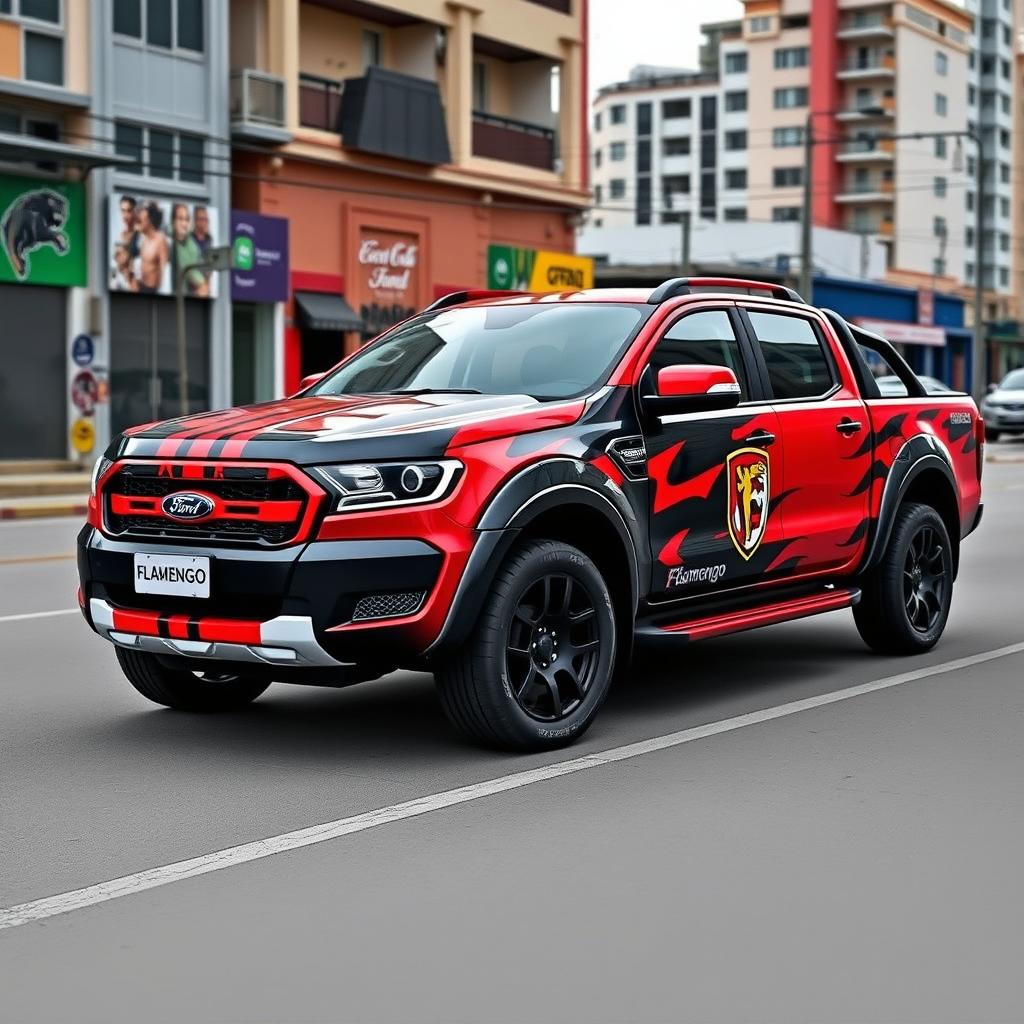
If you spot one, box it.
[984,428,1000,443]
[435,539,617,751]
[116,648,271,711]
[854,502,954,656]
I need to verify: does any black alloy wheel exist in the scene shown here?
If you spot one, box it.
[903,524,947,634]
[505,572,601,722]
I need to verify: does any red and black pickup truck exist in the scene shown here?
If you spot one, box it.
[79,278,984,750]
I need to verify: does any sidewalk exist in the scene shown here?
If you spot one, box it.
[0,462,90,521]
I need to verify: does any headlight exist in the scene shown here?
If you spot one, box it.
[90,455,113,497]
[312,460,462,512]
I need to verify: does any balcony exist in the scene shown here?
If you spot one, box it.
[836,15,894,41]
[231,69,290,144]
[835,179,894,204]
[836,54,895,80]
[299,72,344,133]
[835,95,895,121]
[836,138,894,163]
[472,111,557,171]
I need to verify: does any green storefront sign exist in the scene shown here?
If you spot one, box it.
[487,244,536,291]
[0,173,86,287]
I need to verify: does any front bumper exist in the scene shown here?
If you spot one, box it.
[78,524,463,667]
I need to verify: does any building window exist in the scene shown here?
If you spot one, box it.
[662,136,690,156]
[723,207,747,222]
[19,0,60,21]
[934,176,947,198]
[662,174,690,196]
[610,104,626,125]
[610,141,626,161]
[179,133,204,183]
[1000,196,1010,216]
[724,51,747,74]
[724,90,747,112]
[724,129,747,151]
[23,31,62,85]
[935,51,947,76]
[114,121,144,173]
[363,29,381,69]
[637,101,652,136]
[999,128,1010,149]
[114,0,206,54]
[935,93,947,116]
[593,148,601,168]
[773,166,802,187]
[933,257,946,277]
[472,61,487,110]
[609,178,625,199]
[593,112,602,132]
[934,136,946,159]
[774,46,808,69]
[772,206,800,222]
[999,267,1009,287]
[774,86,808,109]
[661,98,691,119]
[724,168,746,190]
[637,138,651,173]
[772,126,803,148]
[749,15,772,32]
[149,128,175,178]
[1000,232,1010,252]
[594,184,602,205]
[933,215,947,238]
[1000,163,1010,184]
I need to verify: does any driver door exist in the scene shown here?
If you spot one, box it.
[641,306,783,600]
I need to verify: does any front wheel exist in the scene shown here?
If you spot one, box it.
[435,539,617,751]
[854,502,953,655]
[116,648,271,711]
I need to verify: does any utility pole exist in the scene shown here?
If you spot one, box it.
[799,113,813,300]
[680,209,691,277]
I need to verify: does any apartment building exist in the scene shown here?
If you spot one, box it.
[229,0,589,394]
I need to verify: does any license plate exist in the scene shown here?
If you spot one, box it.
[133,553,210,598]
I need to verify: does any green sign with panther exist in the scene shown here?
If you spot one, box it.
[0,173,86,286]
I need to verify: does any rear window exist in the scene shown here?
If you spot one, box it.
[747,310,834,400]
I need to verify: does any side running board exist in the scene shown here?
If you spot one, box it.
[637,587,861,644]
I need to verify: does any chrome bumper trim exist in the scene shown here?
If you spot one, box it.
[89,599,347,668]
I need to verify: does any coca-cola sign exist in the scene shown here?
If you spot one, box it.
[358,238,418,291]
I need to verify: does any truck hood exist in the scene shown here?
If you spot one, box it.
[119,391,586,464]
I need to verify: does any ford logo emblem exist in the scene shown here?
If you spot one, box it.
[161,492,215,520]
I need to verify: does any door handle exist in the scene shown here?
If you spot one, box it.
[744,430,776,447]
[836,419,863,435]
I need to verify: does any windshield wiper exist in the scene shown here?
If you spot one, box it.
[375,388,484,395]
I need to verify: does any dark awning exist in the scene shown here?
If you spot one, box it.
[294,291,363,332]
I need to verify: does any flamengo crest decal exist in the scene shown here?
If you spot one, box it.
[727,447,770,560]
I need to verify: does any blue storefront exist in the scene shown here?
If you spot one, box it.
[813,276,973,393]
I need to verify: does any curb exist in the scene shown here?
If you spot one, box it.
[0,499,89,521]
[986,455,1024,465]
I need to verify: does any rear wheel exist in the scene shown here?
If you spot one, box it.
[435,539,616,751]
[854,502,953,655]
[116,648,271,711]
[985,427,1000,443]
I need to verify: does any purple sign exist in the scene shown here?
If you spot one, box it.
[230,210,289,302]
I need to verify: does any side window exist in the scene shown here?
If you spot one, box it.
[746,311,834,400]
[649,310,749,398]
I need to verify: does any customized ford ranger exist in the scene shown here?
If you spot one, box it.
[79,278,984,750]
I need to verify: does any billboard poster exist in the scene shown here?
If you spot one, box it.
[353,227,421,339]
[487,244,594,292]
[108,194,219,298]
[0,174,87,287]
[230,211,289,302]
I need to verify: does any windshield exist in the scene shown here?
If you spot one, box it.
[1001,369,1024,390]
[309,303,651,401]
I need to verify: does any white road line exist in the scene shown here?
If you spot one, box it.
[2,639,1023,932]
[0,608,78,625]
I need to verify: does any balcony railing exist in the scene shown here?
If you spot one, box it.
[840,54,894,72]
[472,111,556,170]
[230,69,288,140]
[299,72,344,132]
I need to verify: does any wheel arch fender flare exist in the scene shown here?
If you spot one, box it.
[861,436,961,576]
[426,459,646,655]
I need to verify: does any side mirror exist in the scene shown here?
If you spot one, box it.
[294,372,327,396]
[644,364,742,414]
[987,382,998,395]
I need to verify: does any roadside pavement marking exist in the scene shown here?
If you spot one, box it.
[2,639,1023,932]
[0,553,75,566]
[0,608,78,625]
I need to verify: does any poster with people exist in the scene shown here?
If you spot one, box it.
[109,195,218,298]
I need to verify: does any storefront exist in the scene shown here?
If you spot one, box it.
[813,276,972,392]
[0,172,87,459]
[106,193,220,435]
[233,154,589,395]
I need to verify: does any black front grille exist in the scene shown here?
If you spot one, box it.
[104,463,310,547]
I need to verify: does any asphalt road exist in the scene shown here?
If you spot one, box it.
[2,449,1023,1023]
